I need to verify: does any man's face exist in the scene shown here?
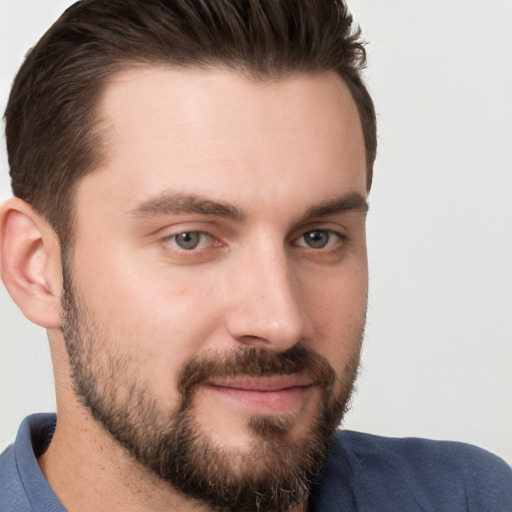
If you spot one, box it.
[62,67,368,510]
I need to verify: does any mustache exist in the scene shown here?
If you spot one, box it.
[177,345,337,400]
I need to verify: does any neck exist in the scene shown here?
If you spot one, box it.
[37,404,212,512]
[37,408,308,512]
[42,335,204,511]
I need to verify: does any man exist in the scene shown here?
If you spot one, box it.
[0,0,510,511]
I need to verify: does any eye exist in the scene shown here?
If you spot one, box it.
[168,231,212,250]
[295,230,341,249]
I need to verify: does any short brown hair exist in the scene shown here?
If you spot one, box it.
[5,0,376,245]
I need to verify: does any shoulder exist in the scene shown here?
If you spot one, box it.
[313,430,512,512]
[0,443,32,511]
[0,413,61,512]
[337,429,512,479]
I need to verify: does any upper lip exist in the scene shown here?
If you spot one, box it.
[207,375,313,391]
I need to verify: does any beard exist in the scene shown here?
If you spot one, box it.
[60,257,362,512]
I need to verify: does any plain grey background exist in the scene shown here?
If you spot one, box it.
[1,1,511,461]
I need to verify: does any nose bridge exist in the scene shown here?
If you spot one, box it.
[226,238,309,349]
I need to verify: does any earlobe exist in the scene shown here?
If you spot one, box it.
[0,197,62,329]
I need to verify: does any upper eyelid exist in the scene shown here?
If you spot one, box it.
[157,219,349,242]
[293,229,343,243]
[156,222,219,238]
[290,224,346,241]
[165,230,213,242]
[166,229,210,237]
[161,226,346,240]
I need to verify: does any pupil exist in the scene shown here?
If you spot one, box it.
[307,231,328,248]
[176,232,200,250]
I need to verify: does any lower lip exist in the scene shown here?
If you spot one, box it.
[205,384,311,414]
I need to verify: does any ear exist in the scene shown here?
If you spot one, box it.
[0,197,63,329]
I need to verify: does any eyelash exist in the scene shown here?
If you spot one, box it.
[164,229,345,252]
[293,230,343,250]
[166,231,216,251]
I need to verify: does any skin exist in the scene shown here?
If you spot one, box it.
[0,67,368,511]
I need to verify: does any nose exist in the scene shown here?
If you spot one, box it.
[224,244,311,351]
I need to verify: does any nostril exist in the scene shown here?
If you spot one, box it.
[237,334,271,346]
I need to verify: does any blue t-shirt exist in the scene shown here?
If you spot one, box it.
[1,414,511,511]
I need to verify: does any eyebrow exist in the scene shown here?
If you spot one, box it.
[301,192,369,221]
[129,192,245,221]
[129,191,368,222]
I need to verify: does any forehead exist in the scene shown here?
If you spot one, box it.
[79,66,366,217]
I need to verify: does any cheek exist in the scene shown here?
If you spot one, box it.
[75,240,220,337]
[302,265,367,366]
[70,250,227,402]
